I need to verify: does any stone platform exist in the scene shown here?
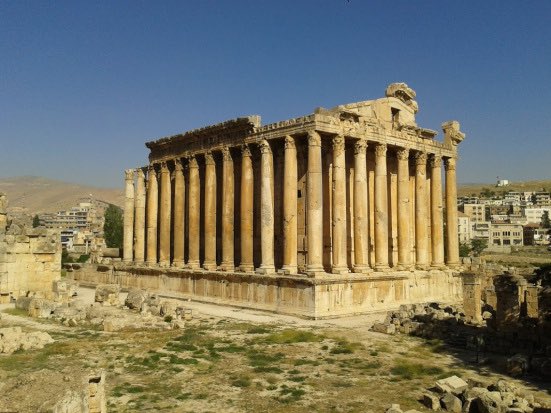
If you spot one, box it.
[72,264,463,319]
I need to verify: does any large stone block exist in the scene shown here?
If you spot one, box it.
[95,284,121,306]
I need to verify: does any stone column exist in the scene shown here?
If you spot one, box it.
[145,165,158,265]
[187,157,200,269]
[396,148,411,269]
[415,152,429,268]
[306,131,324,276]
[374,143,389,270]
[158,162,171,267]
[282,136,298,274]
[332,135,348,274]
[172,159,185,267]
[203,152,217,271]
[445,157,460,266]
[220,147,234,271]
[463,272,482,324]
[430,155,445,267]
[133,168,146,264]
[123,169,135,263]
[353,140,370,273]
[239,145,254,272]
[257,140,275,274]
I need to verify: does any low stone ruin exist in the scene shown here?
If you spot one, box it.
[388,376,548,413]
[0,326,54,354]
[47,370,107,413]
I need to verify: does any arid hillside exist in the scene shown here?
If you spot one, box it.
[458,179,551,197]
[0,176,123,214]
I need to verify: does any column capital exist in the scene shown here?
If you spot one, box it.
[174,158,183,171]
[444,157,457,171]
[259,139,272,155]
[136,168,145,179]
[241,144,252,157]
[222,146,232,161]
[204,151,215,165]
[284,135,296,149]
[354,139,368,155]
[188,156,199,168]
[396,147,410,160]
[415,151,428,165]
[429,155,442,168]
[308,130,321,147]
[332,135,345,151]
[125,169,135,181]
[160,161,169,173]
[147,164,157,176]
[375,143,387,157]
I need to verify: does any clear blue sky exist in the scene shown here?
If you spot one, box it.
[1,1,550,188]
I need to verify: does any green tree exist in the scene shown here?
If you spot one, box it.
[32,214,40,228]
[459,242,471,257]
[480,188,495,198]
[541,211,551,229]
[470,238,488,257]
[103,204,123,248]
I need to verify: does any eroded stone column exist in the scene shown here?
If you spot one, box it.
[374,143,389,270]
[430,155,445,267]
[133,168,146,264]
[220,147,234,271]
[415,152,429,268]
[332,135,348,274]
[158,162,171,267]
[239,145,254,272]
[172,159,185,267]
[306,131,324,276]
[257,140,275,274]
[123,169,135,263]
[203,152,217,271]
[445,157,460,266]
[145,165,158,265]
[396,148,411,269]
[187,157,200,269]
[353,140,370,273]
[282,136,298,274]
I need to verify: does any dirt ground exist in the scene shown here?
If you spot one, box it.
[0,287,550,412]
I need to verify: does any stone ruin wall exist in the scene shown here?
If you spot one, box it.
[0,193,61,303]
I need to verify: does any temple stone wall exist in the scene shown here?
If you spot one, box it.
[0,193,61,302]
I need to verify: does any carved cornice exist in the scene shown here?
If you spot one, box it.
[396,148,409,161]
[375,143,387,158]
[442,121,465,147]
[354,139,368,155]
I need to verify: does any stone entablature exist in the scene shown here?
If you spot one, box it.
[120,83,466,315]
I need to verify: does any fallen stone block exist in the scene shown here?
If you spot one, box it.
[422,393,440,411]
[124,288,149,310]
[435,375,468,395]
[372,322,396,334]
[95,284,120,306]
[28,298,58,318]
[440,392,462,413]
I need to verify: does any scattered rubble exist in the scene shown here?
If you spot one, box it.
[0,326,54,354]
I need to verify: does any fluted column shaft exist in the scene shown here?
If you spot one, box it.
[332,135,348,274]
[187,157,200,269]
[306,131,324,275]
[239,146,254,272]
[430,156,445,266]
[445,157,460,266]
[145,166,158,265]
[374,144,389,269]
[353,140,370,272]
[397,148,411,268]
[158,162,171,266]
[123,169,135,263]
[133,169,146,263]
[415,152,429,268]
[203,152,217,270]
[221,147,234,270]
[172,160,185,267]
[282,136,297,274]
[257,140,275,273]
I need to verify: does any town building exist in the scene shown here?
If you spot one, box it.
[457,212,471,244]
[489,223,523,250]
[463,203,486,223]
[523,224,550,246]
[117,83,467,317]
[525,207,551,224]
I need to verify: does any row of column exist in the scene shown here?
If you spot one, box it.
[122,133,460,274]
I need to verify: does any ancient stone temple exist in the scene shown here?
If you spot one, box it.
[118,83,466,318]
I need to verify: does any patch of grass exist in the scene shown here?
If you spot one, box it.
[246,326,271,334]
[2,308,27,317]
[330,340,363,354]
[230,375,252,388]
[261,329,324,344]
[293,358,320,366]
[390,359,444,380]
[278,386,306,403]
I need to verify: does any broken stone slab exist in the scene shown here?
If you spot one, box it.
[440,392,462,413]
[386,404,403,413]
[0,327,54,354]
[476,392,506,413]
[422,393,440,411]
[372,322,396,334]
[124,288,149,310]
[28,298,58,318]
[435,375,468,395]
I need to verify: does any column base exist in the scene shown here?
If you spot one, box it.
[171,260,185,268]
[158,260,170,268]
[203,261,217,271]
[238,264,255,273]
[256,265,276,274]
[305,264,326,278]
[374,264,390,272]
[430,263,446,269]
[396,263,415,271]
[446,262,461,269]
[219,262,234,272]
[331,266,349,275]
[352,265,372,274]
[415,264,430,271]
[279,265,298,275]
[145,261,157,267]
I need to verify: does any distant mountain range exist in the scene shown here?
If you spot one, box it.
[0,176,123,215]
